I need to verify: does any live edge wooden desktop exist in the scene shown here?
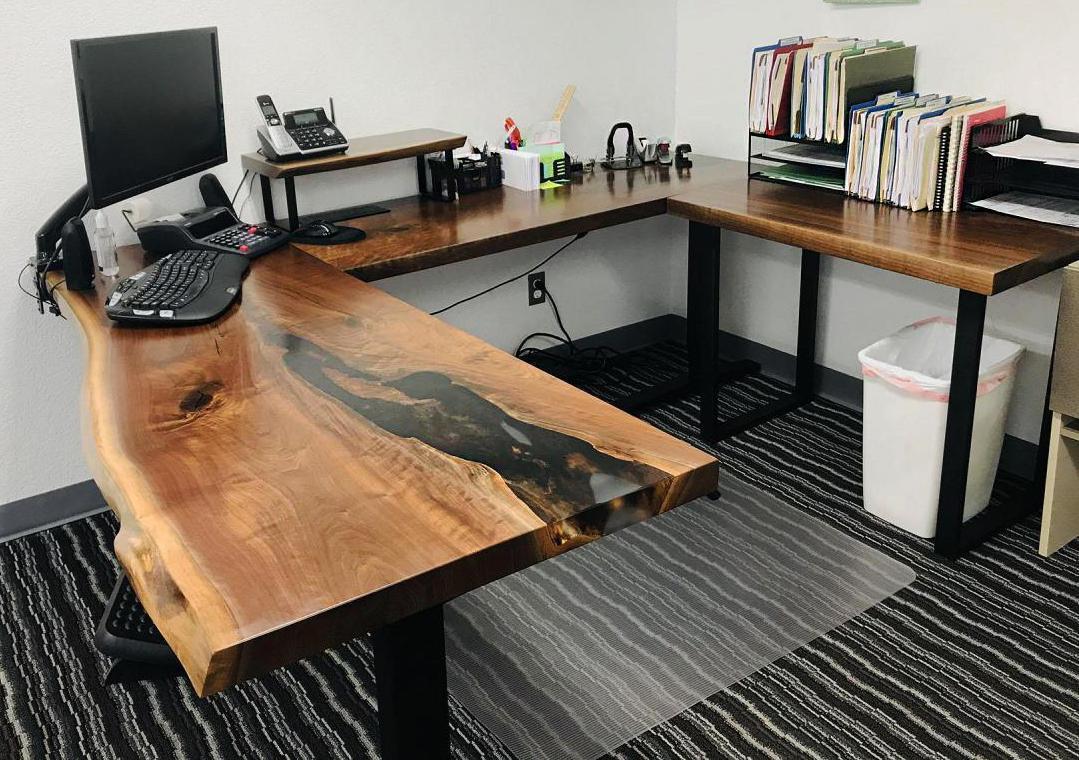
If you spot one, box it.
[50,244,717,759]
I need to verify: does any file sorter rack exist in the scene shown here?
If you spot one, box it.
[963,114,1079,208]
[748,132,848,196]
[748,74,915,197]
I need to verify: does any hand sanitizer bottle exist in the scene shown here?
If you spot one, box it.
[93,210,118,277]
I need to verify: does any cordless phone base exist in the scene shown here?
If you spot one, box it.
[257,127,347,163]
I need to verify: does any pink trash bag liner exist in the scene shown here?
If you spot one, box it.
[858,317,1023,403]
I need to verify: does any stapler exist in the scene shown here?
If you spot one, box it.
[601,122,644,170]
[655,137,673,166]
[675,143,693,169]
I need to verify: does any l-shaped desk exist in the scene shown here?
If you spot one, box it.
[51,153,1079,757]
[283,155,1079,558]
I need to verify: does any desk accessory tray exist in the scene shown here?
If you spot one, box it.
[962,115,1079,207]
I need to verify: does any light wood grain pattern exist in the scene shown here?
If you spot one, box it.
[50,247,717,696]
[241,128,467,179]
[668,160,1079,295]
[292,157,734,280]
[1040,412,1079,556]
[1049,265,1079,417]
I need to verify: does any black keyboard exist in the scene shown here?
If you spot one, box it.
[104,250,249,326]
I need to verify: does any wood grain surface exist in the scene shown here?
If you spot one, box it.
[50,247,717,696]
[292,156,733,280]
[668,160,1079,295]
[241,128,467,179]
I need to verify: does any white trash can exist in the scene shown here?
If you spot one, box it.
[858,317,1024,538]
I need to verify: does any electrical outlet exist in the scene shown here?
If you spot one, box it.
[528,272,546,305]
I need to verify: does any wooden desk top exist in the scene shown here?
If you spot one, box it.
[241,128,467,180]
[668,160,1079,295]
[293,156,733,281]
[51,247,716,696]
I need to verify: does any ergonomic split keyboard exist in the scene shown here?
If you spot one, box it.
[104,250,249,326]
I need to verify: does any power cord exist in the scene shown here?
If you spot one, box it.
[22,243,64,317]
[234,171,257,219]
[230,170,251,207]
[430,232,586,316]
[514,279,631,379]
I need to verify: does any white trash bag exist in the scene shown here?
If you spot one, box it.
[858,317,1024,538]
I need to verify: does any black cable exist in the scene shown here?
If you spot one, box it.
[513,280,633,379]
[34,246,62,315]
[120,209,137,233]
[513,331,571,357]
[543,286,575,349]
[46,278,67,319]
[231,170,251,207]
[430,232,586,316]
[17,263,39,300]
[235,171,257,219]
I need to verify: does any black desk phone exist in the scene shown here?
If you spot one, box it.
[256,94,348,161]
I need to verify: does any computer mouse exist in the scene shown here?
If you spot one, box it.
[299,221,338,238]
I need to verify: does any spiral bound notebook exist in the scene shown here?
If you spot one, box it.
[932,126,951,211]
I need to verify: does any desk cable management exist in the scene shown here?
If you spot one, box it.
[20,191,93,318]
[428,231,637,380]
[429,232,587,316]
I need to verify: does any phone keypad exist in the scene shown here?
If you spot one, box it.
[292,126,347,152]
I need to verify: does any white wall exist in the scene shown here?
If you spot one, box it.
[0,0,680,505]
[675,0,1079,443]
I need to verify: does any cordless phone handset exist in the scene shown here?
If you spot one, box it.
[256,94,300,159]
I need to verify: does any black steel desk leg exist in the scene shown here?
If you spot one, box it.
[259,176,276,226]
[372,604,450,760]
[934,290,987,557]
[795,250,821,402]
[687,221,722,441]
[284,177,300,231]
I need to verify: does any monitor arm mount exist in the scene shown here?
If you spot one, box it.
[33,184,89,313]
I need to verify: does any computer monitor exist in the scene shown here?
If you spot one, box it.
[71,27,226,209]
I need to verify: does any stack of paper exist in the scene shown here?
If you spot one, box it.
[982,135,1079,168]
[971,191,1079,228]
[496,148,540,191]
[761,143,847,169]
[757,163,845,191]
[844,94,1006,211]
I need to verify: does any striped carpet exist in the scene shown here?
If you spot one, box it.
[2,341,1078,759]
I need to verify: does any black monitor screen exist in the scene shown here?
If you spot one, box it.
[72,28,225,208]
